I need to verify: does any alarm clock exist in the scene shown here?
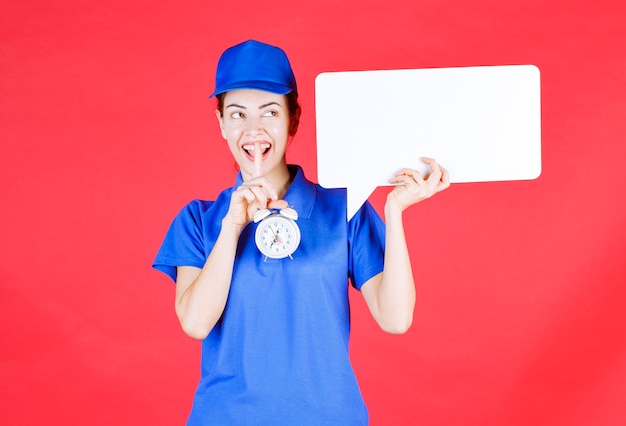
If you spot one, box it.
[253,207,301,260]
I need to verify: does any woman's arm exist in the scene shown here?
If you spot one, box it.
[361,158,449,334]
[174,219,242,340]
[174,170,286,340]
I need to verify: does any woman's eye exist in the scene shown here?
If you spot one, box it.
[231,111,244,119]
[263,110,277,117]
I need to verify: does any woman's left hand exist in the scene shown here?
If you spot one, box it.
[387,157,450,212]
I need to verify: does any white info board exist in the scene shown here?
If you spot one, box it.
[315,65,541,219]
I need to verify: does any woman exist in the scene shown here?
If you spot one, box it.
[154,40,449,425]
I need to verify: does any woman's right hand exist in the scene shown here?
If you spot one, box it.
[223,145,288,230]
[224,176,285,229]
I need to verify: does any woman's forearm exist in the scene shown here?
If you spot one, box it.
[377,202,416,333]
[175,220,242,339]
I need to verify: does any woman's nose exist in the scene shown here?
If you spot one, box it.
[244,118,262,137]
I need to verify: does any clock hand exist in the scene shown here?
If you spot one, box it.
[272,233,283,248]
[269,232,282,248]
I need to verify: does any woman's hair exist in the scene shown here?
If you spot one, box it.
[216,91,301,136]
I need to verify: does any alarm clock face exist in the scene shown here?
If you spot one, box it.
[254,213,301,259]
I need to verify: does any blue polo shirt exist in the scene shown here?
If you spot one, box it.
[154,165,385,425]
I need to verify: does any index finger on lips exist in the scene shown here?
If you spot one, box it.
[253,142,263,179]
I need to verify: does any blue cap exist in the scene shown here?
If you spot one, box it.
[210,40,297,98]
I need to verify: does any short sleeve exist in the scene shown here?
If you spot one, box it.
[347,201,386,290]
[152,200,213,283]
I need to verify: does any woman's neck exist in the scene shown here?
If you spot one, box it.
[270,164,293,199]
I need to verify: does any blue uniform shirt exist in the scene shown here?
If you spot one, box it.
[154,165,386,425]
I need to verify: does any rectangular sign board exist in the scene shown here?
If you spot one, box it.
[315,65,541,218]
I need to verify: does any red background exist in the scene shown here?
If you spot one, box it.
[2,1,625,425]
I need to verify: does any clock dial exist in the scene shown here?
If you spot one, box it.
[254,213,301,259]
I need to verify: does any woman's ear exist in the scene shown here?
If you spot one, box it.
[289,106,302,137]
[215,109,226,139]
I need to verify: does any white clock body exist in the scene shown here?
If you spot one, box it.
[254,208,301,259]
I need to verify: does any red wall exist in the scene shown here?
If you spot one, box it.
[2,1,625,425]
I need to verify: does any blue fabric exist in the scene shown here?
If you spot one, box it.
[153,165,385,425]
[210,40,297,98]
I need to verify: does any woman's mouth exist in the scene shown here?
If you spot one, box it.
[242,143,271,160]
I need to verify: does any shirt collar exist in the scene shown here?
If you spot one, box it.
[234,165,316,219]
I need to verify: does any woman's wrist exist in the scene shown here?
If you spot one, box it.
[384,195,404,221]
[220,217,245,238]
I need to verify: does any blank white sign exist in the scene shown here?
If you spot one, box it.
[315,65,541,219]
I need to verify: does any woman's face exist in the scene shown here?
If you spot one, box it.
[217,89,291,182]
